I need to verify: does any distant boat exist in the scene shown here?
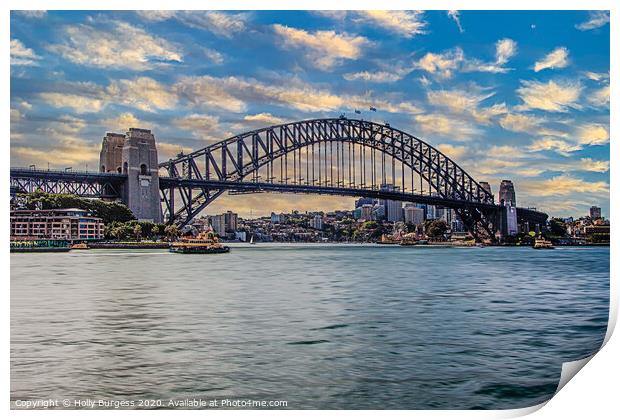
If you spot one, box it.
[533,237,554,249]
[249,235,255,245]
[71,242,89,250]
[169,232,230,254]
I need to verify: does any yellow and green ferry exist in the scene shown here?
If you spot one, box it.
[169,232,230,254]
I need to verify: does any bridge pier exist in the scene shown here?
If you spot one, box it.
[100,129,163,223]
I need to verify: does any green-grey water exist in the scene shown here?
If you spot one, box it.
[11,244,609,409]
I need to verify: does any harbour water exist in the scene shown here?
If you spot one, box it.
[11,244,609,409]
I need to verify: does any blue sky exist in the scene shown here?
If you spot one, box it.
[10,10,610,218]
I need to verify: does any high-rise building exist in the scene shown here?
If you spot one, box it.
[360,204,374,221]
[479,181,493,198]
[404,204,424,226]
[590,206,602,219]
[210,211,238,236]
[380,184,403,222]
[498,180,516,206]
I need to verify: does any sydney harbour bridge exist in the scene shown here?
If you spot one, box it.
[10,117,547,241]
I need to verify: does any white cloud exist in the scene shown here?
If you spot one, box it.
[415,48,464,79]
[41,77,177,113]
[106,77,178,112]
[495,38,517,65]
[136,11,248,38]
[447,11,464,33]
[11,39,40,66]
[418,39,517,78]
[176,11,248,38]
[243,113,287,125]
[273,24,369,70]
[499,113,545,133]
[343,70,405,83]
[437,143,467,160]
[203,47,224,65]
[47,21,182,70]
[527,123,609,155]
[100,113,143,131]
[534,47,569,72]
[521,175,608,197]
[575,11,610,31]
[578,158,609,173]
[576,123,609,146]
[173,114,221,138]
[414,114,481,140]
[136,10,176,22]
[588,84,610,108]
[15,10,47,18]
[426,88,507,124]
[40,92,106,113]
[516,79,582,112]
[352,11,427,38]
[174,74,422,115]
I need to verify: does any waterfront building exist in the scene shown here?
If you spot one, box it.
[373,204,386,220]
[360,204,374,221]
[583,225,610,235]
[310,215,323,230]
[426,204,437,220]
[590,206,602,219]
[404,204,424,226]
[10,208,104,241]
[498,180,516,206]
[210,211,238,237]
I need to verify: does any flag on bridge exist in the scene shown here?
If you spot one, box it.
[369,106,377,112]
[354,109,361,114]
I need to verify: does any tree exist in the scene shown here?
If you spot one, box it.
[164,225,178,240]
[549,218,567,237]
[151,225,160,237]
[133,224,142,241]
[425,219,448,239]
[19,191,134,224]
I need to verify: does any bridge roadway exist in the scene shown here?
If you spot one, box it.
[10,168,547,227]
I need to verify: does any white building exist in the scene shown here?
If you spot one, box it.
[404,205,424,226]
[310,215,323,230]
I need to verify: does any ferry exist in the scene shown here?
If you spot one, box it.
[10,239,71,253]
[71,242,89,250]
[378,234,399,245]
[533,237,554,249]
[169,232,230,254]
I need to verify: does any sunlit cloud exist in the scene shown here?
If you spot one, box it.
[588,84,610,108]
[137,10,248,38]
[99,112,144,132]
[173,114,222,139]
[575,11,610,31]
[426,88,507,124]
[272,24,369,70]
[499,113,545,133]
[521,175,608,197]
[352,11,427,38]
[516,79,582,112]
[47,21,183,70]
[447,11,464,33]
[414,113,481,140]
[534,47,569,72]
[11,39,40,66]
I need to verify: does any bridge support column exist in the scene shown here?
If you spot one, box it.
[99,128,163,223]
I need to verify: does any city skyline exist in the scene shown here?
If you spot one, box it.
[10,10,610,218]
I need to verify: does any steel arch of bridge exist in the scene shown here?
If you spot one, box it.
[159,118,499,237]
